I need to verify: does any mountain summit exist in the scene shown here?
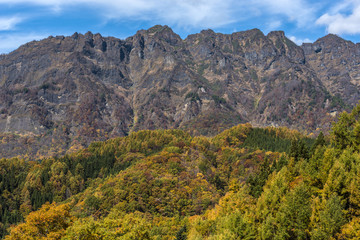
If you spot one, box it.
[0,25,359,158]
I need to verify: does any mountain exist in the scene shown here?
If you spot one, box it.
[0,25,359,158]
[303,34,360,107]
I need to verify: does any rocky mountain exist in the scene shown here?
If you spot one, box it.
[303,34,360,107]
[0,25,358,158]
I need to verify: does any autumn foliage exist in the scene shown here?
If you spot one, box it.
[2,107,360,239]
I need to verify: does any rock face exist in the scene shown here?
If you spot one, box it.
[0,25,358,158]
[302,34,360,107]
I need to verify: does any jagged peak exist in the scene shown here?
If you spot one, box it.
[315,33,349,45]
[319,33,343,40]
[267,31,298,49]
[245,28,264,35]
[200,29,216,36]
[133,25,180,40]
[84,31,94,39]
[71,32,79,39]
[232,28,266,41]
[147,25,173,34]
[267,31,285,38]
[250,28,262,32]
[227,28,265,42]
[68,31,103,40]
[138,25,182,46]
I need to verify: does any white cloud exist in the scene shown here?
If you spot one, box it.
[161,0,235,28]
[265,20,283,33]
[91,0,236,28]
[0,17,22,31]
[316,0,360,35]
[0,33,47,53]
[288,36,313,45]
[0,0,235,28]
[0,0,317,29]
[250,0,316,27]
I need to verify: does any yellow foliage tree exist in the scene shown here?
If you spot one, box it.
[5,203,74,240]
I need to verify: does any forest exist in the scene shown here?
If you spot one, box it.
[2,104,360,239]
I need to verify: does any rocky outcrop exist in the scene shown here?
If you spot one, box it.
[0,25,358,158]
[302,34,360,108]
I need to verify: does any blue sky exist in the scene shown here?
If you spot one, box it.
[0,0,360,54]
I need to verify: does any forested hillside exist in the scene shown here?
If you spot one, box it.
[1,101,359,239]
[3,104,360,239]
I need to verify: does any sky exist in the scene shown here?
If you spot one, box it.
[0,0,360,54]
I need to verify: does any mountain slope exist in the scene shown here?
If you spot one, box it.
[0,25,358,158]
[4,109,360,239]
[303,34,360,108]
[0,123,313,238]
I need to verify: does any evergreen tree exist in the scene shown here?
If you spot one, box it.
[311,194,346,239]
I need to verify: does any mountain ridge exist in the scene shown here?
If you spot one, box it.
[0,25,359,158]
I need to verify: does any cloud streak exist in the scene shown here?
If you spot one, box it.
[0,17,22,31]
[251,0,316,27]
[0,0,317,29]
[0,0,235,28]
[316,0,360,35]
